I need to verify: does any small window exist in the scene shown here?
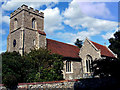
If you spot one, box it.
[66,61,72,73]
[33,39,35,46]
[13,39,16,47]
[14,18,18,30]
[32,18,37,29]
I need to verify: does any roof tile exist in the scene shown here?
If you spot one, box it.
[91,41,116,58]
[47,39,80,58]
[37,30,46,35]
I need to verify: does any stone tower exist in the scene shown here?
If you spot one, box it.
[7,4,46,55]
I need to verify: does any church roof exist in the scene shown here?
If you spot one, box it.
[37,30,46,35]
[90,41,116,58]
[46,38,116,59]
[47,39,80,58]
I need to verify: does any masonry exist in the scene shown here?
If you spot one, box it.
[7,4,46,55]
[7,4,117,80]
[1,78,119,89]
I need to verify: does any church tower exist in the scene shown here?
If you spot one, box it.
[7,4,46,55]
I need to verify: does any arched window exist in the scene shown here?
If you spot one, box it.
[13,39,16,47]
[32,18,37,29]
[66,60,72,72]
[86,55,93,72]
[33,39,35,46]
[14,18,18,30]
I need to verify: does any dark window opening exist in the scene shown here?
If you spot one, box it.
[13,39,16,47]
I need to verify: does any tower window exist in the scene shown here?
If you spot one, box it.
[86,55,93,72]
[13,39,16,47]
[14,18,18,30]
[66,60,72,73]
[33,39,35,46]
[32,18,37,29]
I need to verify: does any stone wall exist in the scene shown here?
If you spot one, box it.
[7,4,46,55]
[63,60,83,80]
[10,10,23,33]
[0,79,78,89]
[79,38,101,74]
[24,29,37,53]
[24,9,44,31]
[1,78,119,90]
[39,34,46,49]
[7,30,21,52]
[10,4,44,32]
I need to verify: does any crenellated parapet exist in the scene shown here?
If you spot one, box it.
[10,4,44,18]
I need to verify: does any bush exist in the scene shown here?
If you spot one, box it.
[3,74,18,90]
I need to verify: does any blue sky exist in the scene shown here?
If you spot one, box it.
[0,0,119,53]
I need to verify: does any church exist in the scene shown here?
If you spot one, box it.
[7,5,117,80]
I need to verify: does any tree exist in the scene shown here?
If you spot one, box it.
[25,48,64,82]
[91,57,120,79]
[3,74,18,90]
[109,31,120,59]
[2,48,64,84]
[2,52,23,83]
[74,39,83,48]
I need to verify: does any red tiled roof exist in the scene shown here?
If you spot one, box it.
[91,41,116,58]
[47,39,80,58]
[37,30,46,35]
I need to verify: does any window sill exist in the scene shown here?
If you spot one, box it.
[66,72,73,74]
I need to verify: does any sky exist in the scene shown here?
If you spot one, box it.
[0,0,119,53]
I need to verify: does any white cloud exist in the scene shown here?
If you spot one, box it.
[102,32,114,40]
[0,29,6,35]
[2,16,10,24]
[0,10,2,24]
[78,2,113,19]
[51,30,99,45]
[1,0,118,46]
[0,50,6,54]
[71,0,120,2]
[2,0,59,11]
[62,1,117,40]
[42,7,64,34]
[0,40,7,54]
[2,0,63,34]
[102,27,119,40]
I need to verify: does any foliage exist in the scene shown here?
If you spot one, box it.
[25,48,63,82]
[92,57,120,79]
[109,31,120,59]
[2,48,64,84]
[3,74,18,90]
[74,39,83,48]
[2,52,23,83]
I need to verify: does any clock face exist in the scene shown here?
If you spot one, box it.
[13,39,16,47]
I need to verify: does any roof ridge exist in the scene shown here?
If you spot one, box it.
[90,40,105,47]
[106,46,117,58]
[90,40,116,58]
[86,38,98,51]
[46,38,79,48]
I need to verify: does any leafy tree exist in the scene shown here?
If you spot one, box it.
[92,57,120,79]
[2,52,22,83]
[2,51,36,83]
[74,39,83,48]
[2,48,64,84]
[3,74,18,90]
[109,31,120,59]
[25,48,64,82]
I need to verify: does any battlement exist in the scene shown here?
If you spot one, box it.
[10,4,44,18]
